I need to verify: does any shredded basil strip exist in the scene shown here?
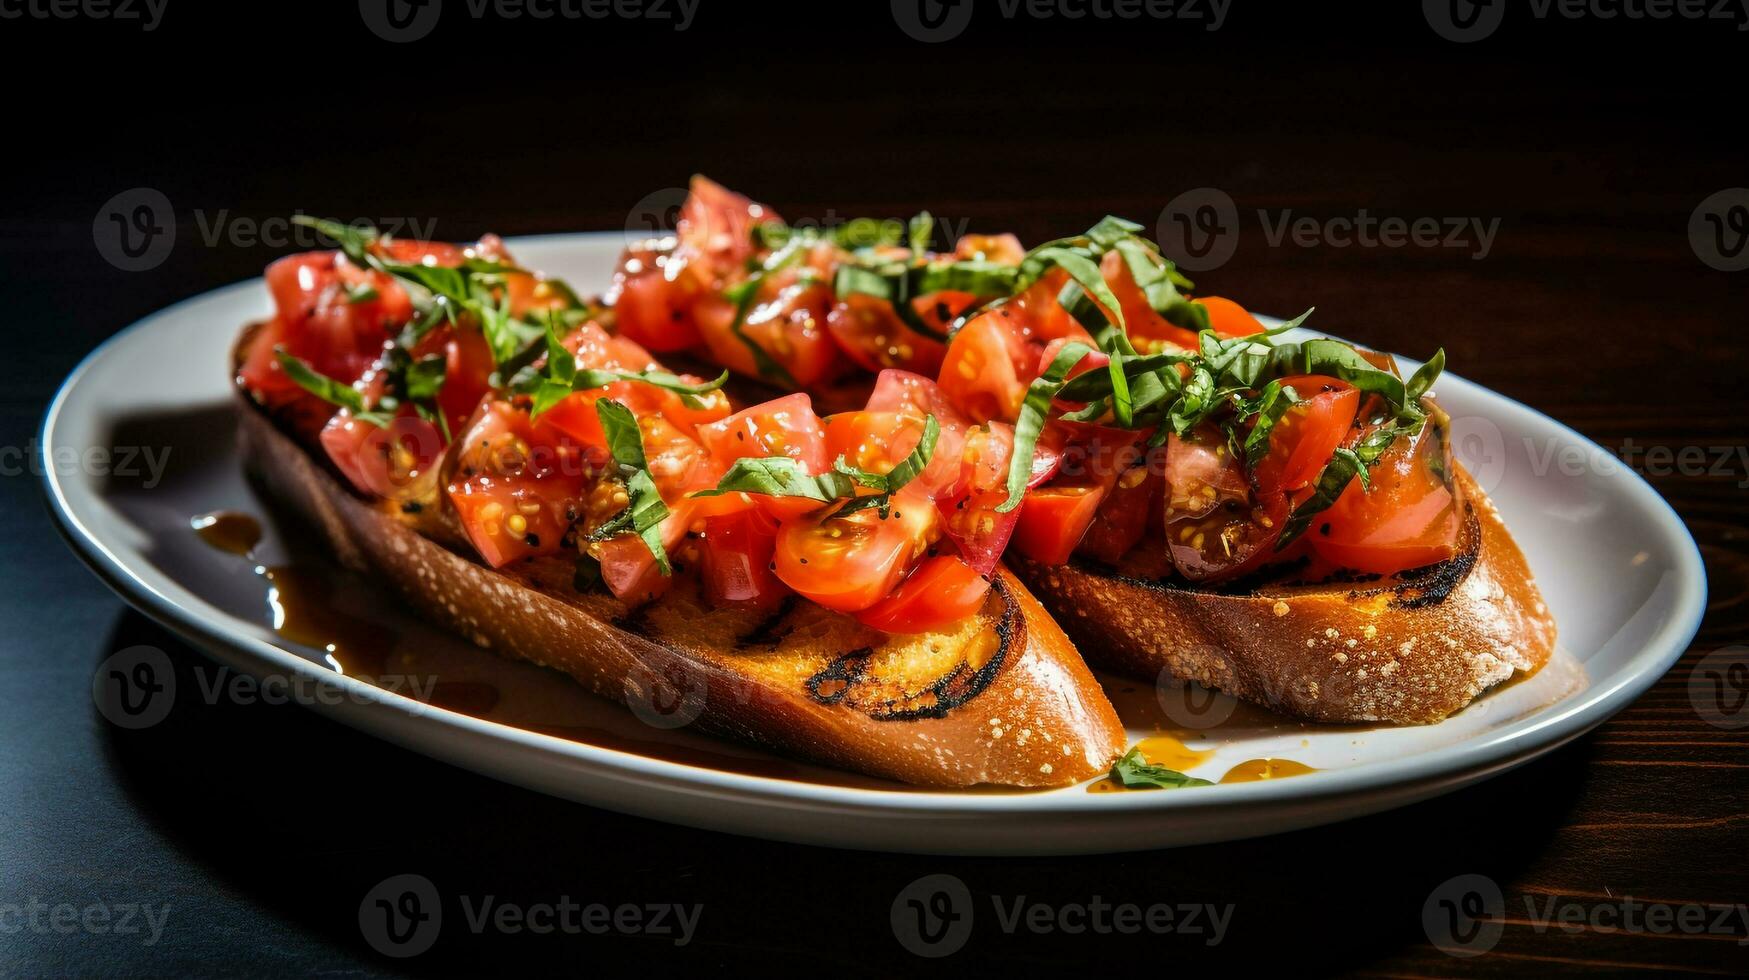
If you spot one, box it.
[833,414,939,516]
[273,349,387,425]
[403,355,448,402]
[723,243,807,387]
[696,416,939,519]
[1109,747,1213,790]
[523,324,728,419]
[1276,424,1415,548]
[288,214,578,370]
[832,260,1018,345]
[1239,381,1301,468]
[589,399,671,576]
[1406,348,1447,403]
[997,341,1094,514]
[693,457,859,504]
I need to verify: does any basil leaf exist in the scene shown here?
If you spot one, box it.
[700,415,938,520]
[590,400,671,576]
[1277,339,1408,409]
[694,457,857,503]
[594,398,649,471]
[1406,348,1446,403]
[1109,747,1213,790]
[403,355,448,402]
[840,414,939,496]
[274,349,372,419]
[1276,423,1413,548]
[290,215,376,266]
[1239,381,1301,469]
[1024,247,1127,336]
[1087,215,1145,250]
[997,341,1093,513]
[525,323,728,419]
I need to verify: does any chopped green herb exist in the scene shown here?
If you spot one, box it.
[1109,747,1213,790]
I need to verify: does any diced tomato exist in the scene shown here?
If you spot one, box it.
[855,555,992,634]
[1012,485,1107,566]
[697,393,829,520]
[237,318,335,442]
[693,272,853,389]
[953,233,1025,265]
[254,251,411,388]
[446,401,590,568]
[865,369,972,433]
[607,239,705,352]
[700,508,790,611]
[1249,375,1361,496]
[697,392,827,468]
[1311,421,1461,576]
[653,383,734,436]
[677,175,775,276]
[1196,295,1265,337]
[773,487,937,613]
[933,421,1054,575]
[938,309,1031,423]
[1099,249,1201,351]
[822,410,965,501]
[1078,445,1165,565]
[1162,426,1285,582]
[823,292,954,376]
[533,323,670,461]
[594,499,699,606]
[402,324,497,438]
[319,409,444,502]
[1008,267,1087,346]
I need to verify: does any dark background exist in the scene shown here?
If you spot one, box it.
[3,1,1746,976]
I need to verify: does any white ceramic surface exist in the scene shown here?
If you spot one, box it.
[42,232,1706,854]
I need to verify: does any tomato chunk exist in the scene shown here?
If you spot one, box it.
[446,401,590,568]
[773,488,936,613]
[855,555,992,634]
[701,508,791,610]
[1311,421,1461,576]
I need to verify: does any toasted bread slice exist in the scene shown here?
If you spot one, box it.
[1011,465,1556,724]
[233,331,1124,788]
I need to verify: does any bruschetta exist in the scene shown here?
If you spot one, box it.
[599,178,1557,724]
[232,221,1125,788]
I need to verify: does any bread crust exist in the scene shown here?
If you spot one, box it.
[233,331,1124,787]
[1011,466,1556,724]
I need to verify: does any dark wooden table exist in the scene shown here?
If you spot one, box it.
[3,5,1744,976]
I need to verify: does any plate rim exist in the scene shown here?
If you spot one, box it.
[40,231,1709,820]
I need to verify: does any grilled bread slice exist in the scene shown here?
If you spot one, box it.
[1010,465,1555,724]
[234,329,1125,788]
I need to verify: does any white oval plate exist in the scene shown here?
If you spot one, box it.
[43,232,1705,855]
